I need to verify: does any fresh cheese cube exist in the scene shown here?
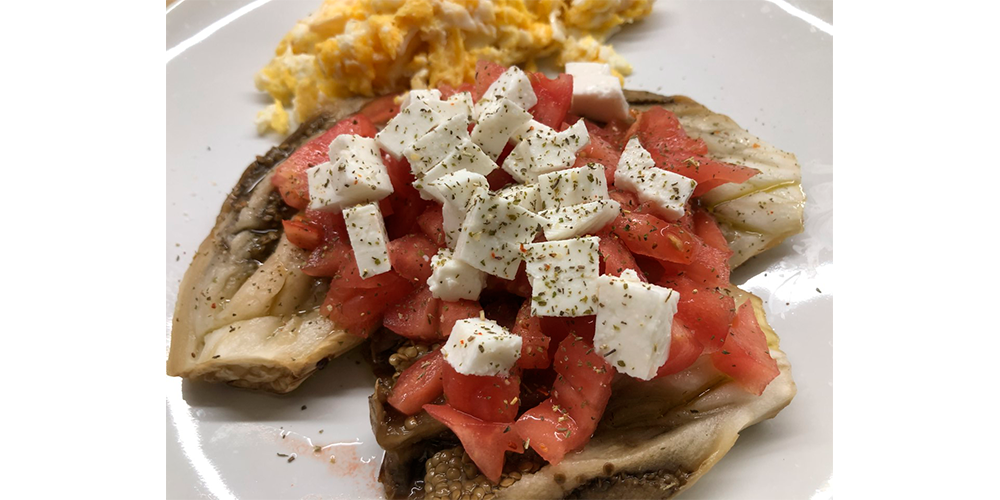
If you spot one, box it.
[400,89,442,110]
[537,163,610,211]
[471,97,533,159]
[522,236,600,317]
[495,183,540,212]
[539,199,620,241]
[565,62,629,123]
[376,93,448,158]
[502,119,590,183]
[428,170,490,246]
[404,113,471,177]
[615,138,698,221]
[474,66,537,118]
[306,136,393,211]
[343,201,391,279]
[434,91,474,121]
[442,317,522,376]
[416,139,497,194]
[454,193,544,279]
[593,269,680,380]
[428,248,488,301]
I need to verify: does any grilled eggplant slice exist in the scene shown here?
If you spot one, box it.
[167,99,370,393]
[168,91,804,400]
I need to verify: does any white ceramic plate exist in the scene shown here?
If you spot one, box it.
[166,1,833,498]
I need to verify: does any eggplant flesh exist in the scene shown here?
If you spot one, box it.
[166,100,368,393]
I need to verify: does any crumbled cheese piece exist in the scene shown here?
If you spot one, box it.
[565,62,630,123]
[522,236,601,317]
[537,163,610,211]
[471,97,533,159]
[415,139,497,195]
[503,119,590,183]
[454,193,544,279]
[539,199,620,240]
[428,170,490,247]
[474,66,537,118]
[428,248,487,301]
[342,201,391,279]
[306,136,393,211]
[377,91,450,158]
[495,183,540,213]
[593,269,680,380]
[404,113,471,178]
[442,318,522,376]
[615,137,697,221]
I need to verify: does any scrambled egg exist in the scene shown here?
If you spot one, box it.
[254,0,653,134]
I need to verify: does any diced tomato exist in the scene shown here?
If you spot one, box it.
[609,211,699,264]
[654,319,704,377]
[487,167,516,191]
[710,301,779,396]
[693,208,732,255]
[473,60,507,102]
[301,239,352,278]
[440,300,484,337]
[607,189,640,212]
[381,151,431,239]
[321,275,413,337]
[658,237,731,289]
[439,82,475,99]
[539,316,595,345]
[359,93,402,125]
[651,150,759,197]
[586,118,631,149]
[282,220,323,251]
[423,404,523,483]
[387,234,439,284]
[442,363,521,422]
[514,335,614,464]
[511,301,551,369]
[383,286,443,341]
[660,276,735,353]
[634,107,708,156]
[417,205,447,247]
[527,72,573,129]
[577,123,622,184]
[388,350,445,415]
[272,114,378,210]
[597,234,645,280]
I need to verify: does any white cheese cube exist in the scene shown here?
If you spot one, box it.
[495,183,540,212]
[376,93,448,158]
[417,139,497,194]
[442,317,522,376]
[404,113,471,177]
[615,138,698,221]
[539,199,620,241]
[593,269,680,380]
[474,66,537,118]
[433,91,474,121]
[428,248,488,301]
[454,193,544,279]
[400,89,442,110]
[537,163,609,211]
[471,97,534,160]
[565,62,629,123]
[306,136,393,211]
[342,201,391,279]
[502,119,590,183]
[428,170,490,246]
[522,236,600,317]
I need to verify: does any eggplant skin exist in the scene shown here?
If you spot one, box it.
[166,100,369,393]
